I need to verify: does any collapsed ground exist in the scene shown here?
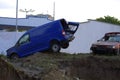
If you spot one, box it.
[1,52,120,80]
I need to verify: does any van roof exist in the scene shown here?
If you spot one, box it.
[27,18,65,32]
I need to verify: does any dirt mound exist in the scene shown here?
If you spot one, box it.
[65,56,120,80]
[1,53,120,80]
[0,57,20,80]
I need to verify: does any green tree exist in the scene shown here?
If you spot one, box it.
[96,15,120,25]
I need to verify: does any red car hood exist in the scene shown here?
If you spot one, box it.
[93,41,119,46]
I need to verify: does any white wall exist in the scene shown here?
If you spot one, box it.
[0,32,24,55]
[62,20,120,53]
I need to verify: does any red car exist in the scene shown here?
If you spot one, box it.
[90,32,120,55]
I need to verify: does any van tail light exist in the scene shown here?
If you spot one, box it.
[62,30,66,36]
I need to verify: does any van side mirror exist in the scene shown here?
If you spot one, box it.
[15,42,20,47]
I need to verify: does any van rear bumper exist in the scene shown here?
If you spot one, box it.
[60,36,75,49]
[60,40,70,49]
[68,36,75,41]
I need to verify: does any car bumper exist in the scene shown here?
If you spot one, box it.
[90,47,117,54]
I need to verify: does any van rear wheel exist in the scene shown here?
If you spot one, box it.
[50,42,61,53]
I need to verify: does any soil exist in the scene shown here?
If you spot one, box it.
[1,52,120,80]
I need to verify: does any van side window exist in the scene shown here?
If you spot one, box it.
[18,34,30,45]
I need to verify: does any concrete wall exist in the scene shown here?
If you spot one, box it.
[0,32,24,55]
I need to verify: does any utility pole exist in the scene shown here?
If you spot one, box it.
[15,0,19,43]
[16,0,18,32]
[53,2,55,20]
[19,9,35,18]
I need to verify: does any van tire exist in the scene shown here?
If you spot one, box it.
[10,53,19,59]
[50,41,61,53]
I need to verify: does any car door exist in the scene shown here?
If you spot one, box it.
[15,33,32,56]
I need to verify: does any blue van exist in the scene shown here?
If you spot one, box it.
[7,19,79,58]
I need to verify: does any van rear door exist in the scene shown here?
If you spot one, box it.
[66,22,79,41]
[60,19,79,41]
[67,22,79,34]
[60,19,79,34]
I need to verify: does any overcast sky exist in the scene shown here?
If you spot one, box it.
[0,0,120,22]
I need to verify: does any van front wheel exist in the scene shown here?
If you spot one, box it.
[10,53,19,59]
[50,42,61,53]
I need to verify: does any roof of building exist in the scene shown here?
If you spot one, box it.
[80,19,120,27]
[0,16,53,27]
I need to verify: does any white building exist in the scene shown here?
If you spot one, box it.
[62,20,120,53]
